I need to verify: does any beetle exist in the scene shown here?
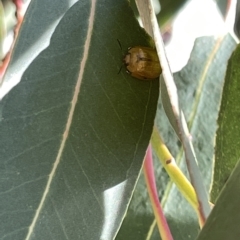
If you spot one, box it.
[124,46,162,80]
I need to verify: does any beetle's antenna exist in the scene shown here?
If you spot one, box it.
[117,39,126,57]
[117,39,122,51]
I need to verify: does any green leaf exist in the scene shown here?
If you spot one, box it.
[211,44,240,201]
[0,0,79,98]
[0,1,6,59]
[157,0,189,26]
[117,35,236,240]
[234,1,240,39]
[215,0,229,18]
[197,160,240,240]
[129,0,189,27]
[0,1,159,239]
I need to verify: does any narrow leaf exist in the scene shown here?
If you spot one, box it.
[211,44,240,201]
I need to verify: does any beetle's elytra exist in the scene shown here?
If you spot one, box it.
[124,46,162,80]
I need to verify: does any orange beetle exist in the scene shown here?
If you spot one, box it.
[124,46,162,80]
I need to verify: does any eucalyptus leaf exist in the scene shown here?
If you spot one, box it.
[157,0,188,26]
[197,160,240,240]
[211,44,240,201]
[0,0,159,239]
[234,0,240,39]
[215,0,229,18]
[0,0,79,99]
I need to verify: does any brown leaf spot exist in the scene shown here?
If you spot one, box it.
[166,159,171,164]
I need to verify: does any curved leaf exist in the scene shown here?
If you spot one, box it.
[0,0,159,239]
[197,160,240,240]
[0,0,79,99]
